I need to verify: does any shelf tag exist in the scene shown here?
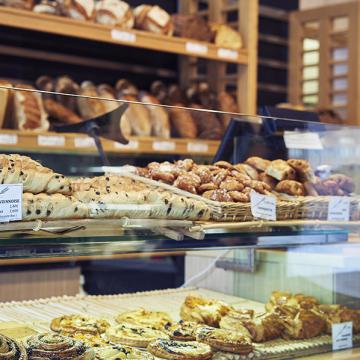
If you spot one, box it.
[284,131,323,150]
[187,142,209,153]
[38,135,65,147]
[74,137,96,148]
[0,184,22,222]
[111,29,136,43]
[332,322,353,351]
[0,134,18,145]
[114,140,139,150]
[250,191,276,221]
[217,48,238,60]
[152,141,176,151]
[327,196,351,221]
[186,42,208,55]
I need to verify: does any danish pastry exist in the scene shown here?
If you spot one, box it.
[95,345,154,359]
[0,333,27,359]
[165,320,199,341]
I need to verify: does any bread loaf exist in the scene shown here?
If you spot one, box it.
[217,91,239,128]
[0,80,12,129]
[61,0,95,20]
[212,24,243,50]
[172,14,213,42]
[134,5,173,35]
[54,76,80,113]
[168,103,197,139]
[77,81,107,120]
[4,0,34,9]
[33,0,61,15]
[95,0,134,28]
[44,98,82,124]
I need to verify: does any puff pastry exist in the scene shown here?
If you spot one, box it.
[245,157,270,172]
[165,320,199,341]
[287,159,316,182]
[275,180,305,196]
[266,160,296,181]
[95,345,154,359]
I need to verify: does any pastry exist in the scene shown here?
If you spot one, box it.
[165,320,199,341]
[44,98,82,124]
[266,291,319,312]
[115,308,172,330]
[275,180,305,196]
[245,157,270,172]
[95,345,154,359]
[219,310,253,336]
[168,104,198,138]
[77,81,107,120]
[12,84,49,131]
[0,333,27,359]
[24,333,95,359]
[233,164,258,180]
[95,0,134,28]
[212,24,243,50]
[134,5,173,35]
[33,0,62,15]
[319,305,360,334]
[180,295,232,327]
[62,332,109,348]
[258,172,278,189]
[172,14,213,42]
[3,0,34,9]
[266,159,296,181]
[62,0,95,21]
[287,159,316,182]
[140,93,170,138]
[50,314,109,335]
[106,324,168,348]
[147,339,212,360]
[217,91,238,128]
[328,173,355,194]
[195,326,253,355]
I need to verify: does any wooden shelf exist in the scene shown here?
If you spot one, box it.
[0,129,219,156]
[0,7,248,65]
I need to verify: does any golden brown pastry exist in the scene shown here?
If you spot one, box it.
[95,0,134,28]
[44,99,82,125]
[233,164,258,180]
[148,339,212,360]
[212,24,243,50]
[62,331,109,348]
[95,345,154,360]
[287,159,316,182]
[180,295,231,327]
[195,326,253,355]
[0,333,27,359]
[165,320,198,342]
[275,180,305,196]
[266,159,297,181]
[245,157,271,172]
[134,5,173,35]
[258,172,278,190]
[266,291,319,312]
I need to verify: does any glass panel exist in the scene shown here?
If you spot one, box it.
[332,16,349,32]
[332,63,348,76]
[332,78,348,91]
[302,80,319,94]
[303,38,320,51]
[303,20,320,31]
[332,47,348,61]
[302,66,319,80]
[303,51,319,65]
[332,93,348,106]
[302,94,318,105]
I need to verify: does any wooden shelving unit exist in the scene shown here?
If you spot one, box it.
[0,129,219,156]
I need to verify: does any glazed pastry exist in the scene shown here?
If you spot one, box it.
[95,0,134,28]
[172,14,213,42]
[134,5,173,35]
[195,326,253,355]
[44,99,82,125]
[165,320,199,341]
[287,159,316,182]
[147,339,212,360]
[275,180,305,196]
[168,104,198,138]
[61,0,95,20]
[0,333,27,359]
[95,345,154,359]
[212,24,243,50]
[77,81,107,120]
[266,159,297,181]
[245,157,270,172]
[12,84,49,131]
[115,308,172,330]
[24,333,95,359]
[51,314,110,335]
[106,324,168,348]
[180,295,231,327]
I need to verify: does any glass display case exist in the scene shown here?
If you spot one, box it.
[0,86,359,359]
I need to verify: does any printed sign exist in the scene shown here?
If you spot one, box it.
[187,142,209,153]
[284,131,323,150]
[0,184,22,222]
[250,191,276,221]
[327,196,351,221]
[111,29,136,43]
[186,42,208,54]
[114,140,139,150]
[74,137,96,148]
[0,134,17,145]
[38,135,65,147]
[152,141,176,151]
[332,322,353,351]
[217,48,238,60]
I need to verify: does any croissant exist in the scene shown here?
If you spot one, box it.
[0,154,71,195]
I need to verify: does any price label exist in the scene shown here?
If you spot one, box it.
[187,142,209,153]
[332,322,353,351]
[250,191,276,221]
[38,135,65,147]
[284,131,323,150]
[114,140,139,150]
[152,141,176,151]
[0,184,22,222]
[217,48,238,60]
[111,29,136,43]
[185,42,208,55]
[0,134,17,145]
[74,137,96,148]
[327,196,351,221]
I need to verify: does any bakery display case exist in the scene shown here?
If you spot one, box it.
[0,87,360,359]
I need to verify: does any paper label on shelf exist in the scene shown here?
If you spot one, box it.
[38,135,65,147]
[332,322,353,351]
[185,42,208,55]
[187,142,209,153]
[111,29,136,43]
[0,134,17,145]
[327,196,351,221]
[114,140,139,150]
[217,48,238,60]
[152,141,176,151]
[250,191,276,221]
[74,137,96,148]
[284,131,323,150]
[0,184,22,222]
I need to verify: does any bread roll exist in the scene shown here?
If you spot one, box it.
[212,24,243,50]
[95,0,134,28]
[134,5,173,35]
[173,14,213,42]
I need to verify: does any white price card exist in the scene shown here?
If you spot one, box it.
[187,142,209,153]
[332,322,353,351]
[152,141,176,151]
[114,140,139,150]
[250,191,276,221]
[217,48,238,60]
[74,137,96,148]
[327,196,351,221]
[0,184,22,222]
[38,135,65,147]
[111,29,136,43]
[185,42,208,55]
[284,131,323,150]
[0,134,17,145]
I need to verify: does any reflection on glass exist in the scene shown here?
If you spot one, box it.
[303,51,319,65]
[303,38,319,51]
[303,20,320,31]
[332,93,347,106]
[332,47,348,61]
[332,78,348,91]
[302,94,318,105]
[302,80,319,94]
[332,63,348,76]
[303,66,319,80]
